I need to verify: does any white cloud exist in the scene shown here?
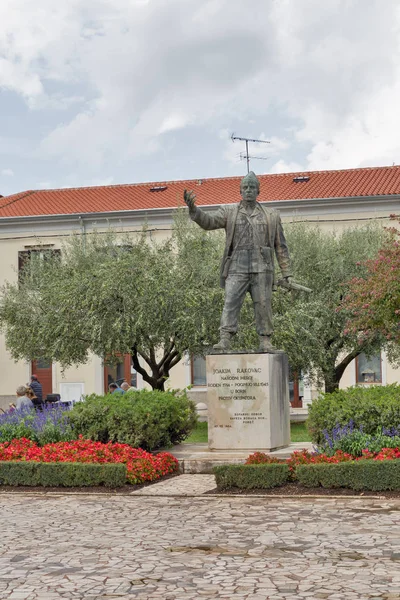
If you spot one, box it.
[269,160,304,174]
[1,168,14,177]
[159,114,191,134]
[1,0,400,187]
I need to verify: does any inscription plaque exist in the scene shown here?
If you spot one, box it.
[207,353,290,451]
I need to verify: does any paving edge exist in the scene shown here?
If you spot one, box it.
[0,490,397,501]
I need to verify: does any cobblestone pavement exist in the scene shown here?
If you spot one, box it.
[131,474,216,496]
[0,493,400,599]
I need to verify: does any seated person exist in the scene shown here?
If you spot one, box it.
[15,386,34,410]
[108,382,126,395]
[120,381,136,392]
[25,386,44,409]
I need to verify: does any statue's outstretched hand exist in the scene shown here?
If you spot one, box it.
[184,189,197,212]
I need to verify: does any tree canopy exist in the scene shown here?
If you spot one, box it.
[271,221,387,392]
[340,216,400,363]
[0,214,388,393]
[0,215,225,390]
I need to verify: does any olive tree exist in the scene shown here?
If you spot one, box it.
[0,215,225,390]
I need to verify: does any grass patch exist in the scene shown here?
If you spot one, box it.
[290,422,311,442]
[183,421,311,444]
[183,421,208,443]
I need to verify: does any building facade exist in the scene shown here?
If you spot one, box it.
[0,165,399,412]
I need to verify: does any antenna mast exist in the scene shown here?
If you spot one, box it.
[231,134,270,173]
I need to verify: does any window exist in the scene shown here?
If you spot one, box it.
[289,371,304,408]
[191,355,207,386]
[356,352,382,384]
[104,354,137,389]
[18,248,61,284]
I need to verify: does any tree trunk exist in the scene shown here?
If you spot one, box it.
[324,379,339,394]
[131,342,182,391]
[324,348,364,394]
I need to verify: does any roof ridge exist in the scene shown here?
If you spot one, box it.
[3,164,400,197]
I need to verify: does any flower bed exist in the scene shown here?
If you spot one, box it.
[0,404,73,445]
[0,438,178,485]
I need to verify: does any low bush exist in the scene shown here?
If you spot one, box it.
[214,463,289,490]
[296,460,400,491]
[0,404,73,445]
[307,384,400,445]
[0,438,178,484]
[67,389,197,451]
[0,461,126,487]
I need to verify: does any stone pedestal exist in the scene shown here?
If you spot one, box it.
[206,352,290,451]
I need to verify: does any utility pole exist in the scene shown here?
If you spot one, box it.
[231,134,270,173]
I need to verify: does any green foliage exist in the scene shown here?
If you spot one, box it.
[307,384,400,445]
[0,214,388,392]
[0,215,226,389]
[272,222,386,391]
[67,389,197,451]
[0,461,126,487]
[341,217,400,361]
[213,463,289,490]
[296,460,400,491]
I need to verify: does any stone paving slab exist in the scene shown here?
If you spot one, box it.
[1,493,400,599]
[131,474,216,496]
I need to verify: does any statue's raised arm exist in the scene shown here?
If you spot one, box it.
[183,189,197,214]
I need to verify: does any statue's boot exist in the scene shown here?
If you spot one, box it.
[258,335,276,353]
[213,333,231,352]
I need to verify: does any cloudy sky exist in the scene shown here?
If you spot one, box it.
[1,0,400,196]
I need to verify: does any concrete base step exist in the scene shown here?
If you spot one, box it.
[170,442,314,474]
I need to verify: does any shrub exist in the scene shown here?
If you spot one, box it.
[67,389,197,451]
[213,463,289,490]
[0,438,178,485]
[296,460,400,491]
[0,404,73,445]
[307,384,400,445]
[0,461,126,487]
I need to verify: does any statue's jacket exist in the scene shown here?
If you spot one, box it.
[190,202,292,288]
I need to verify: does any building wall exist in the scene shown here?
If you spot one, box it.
[0,196,398,409]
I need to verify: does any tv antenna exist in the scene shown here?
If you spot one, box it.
[231,133,270,173]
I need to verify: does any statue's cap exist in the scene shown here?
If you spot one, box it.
[240,171,260,188]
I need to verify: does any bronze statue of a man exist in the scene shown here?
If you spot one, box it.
[184,171,292,353]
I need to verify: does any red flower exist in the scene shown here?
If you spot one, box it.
[0,438,178,485]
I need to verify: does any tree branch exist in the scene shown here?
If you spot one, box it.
[158,339,175,370]
[162,349,181,377]
[131,346,154,388]
[334,348,363,383]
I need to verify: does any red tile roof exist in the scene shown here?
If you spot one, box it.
[1,165,400,219]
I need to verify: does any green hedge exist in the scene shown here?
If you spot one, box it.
[307,384,400,445]
[0,461,126,487]
[296,460,400,491]
[67,389,198,451]
[213,463,289,490]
